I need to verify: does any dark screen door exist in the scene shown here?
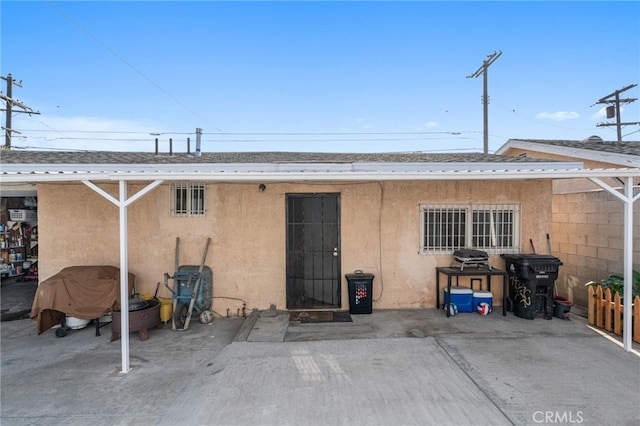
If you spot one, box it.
[286,194,341,309]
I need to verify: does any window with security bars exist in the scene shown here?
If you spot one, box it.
[421,204,519,253]
[171,182,206,217]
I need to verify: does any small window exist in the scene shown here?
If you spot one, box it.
[421,204,519,254]
[171,182,206,217]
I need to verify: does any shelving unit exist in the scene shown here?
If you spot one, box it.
[1,209,38,281]
[25,226,38,280]
[1,232,26,278]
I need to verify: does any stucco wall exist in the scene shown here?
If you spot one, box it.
[36,179,552,315]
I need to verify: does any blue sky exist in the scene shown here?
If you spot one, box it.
[1,1,639,153]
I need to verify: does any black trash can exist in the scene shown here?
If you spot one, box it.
[346,271,374,314]
[501,254,562,320]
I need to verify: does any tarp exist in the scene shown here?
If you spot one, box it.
[30,265,134,334]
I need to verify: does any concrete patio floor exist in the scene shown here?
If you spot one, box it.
[1,304,639,426]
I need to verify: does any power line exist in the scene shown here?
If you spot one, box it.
[199,131,466,136]
[16,129,468,136]
[491,102,597,131]
[20,135,475,143]
[10,143,484,154]
[14,129,479,145]
[45,1,223,133]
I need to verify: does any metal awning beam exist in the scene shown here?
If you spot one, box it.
[2,167,639,184]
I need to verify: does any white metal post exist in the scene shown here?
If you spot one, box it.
[622,177,633,351]
[82,179,164,373]
[119,180,130,373]
[590,176,638,352]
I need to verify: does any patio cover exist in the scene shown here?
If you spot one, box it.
[1,154,638,372]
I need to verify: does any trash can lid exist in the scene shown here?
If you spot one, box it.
[345,270,375,279]
[501,253,562,264]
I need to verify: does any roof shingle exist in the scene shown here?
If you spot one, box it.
[0,150,564,165]
[508,139,640,156]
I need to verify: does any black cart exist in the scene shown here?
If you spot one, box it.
[346,271,374,314]
[501,254,562,320]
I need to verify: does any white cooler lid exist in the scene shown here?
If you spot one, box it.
[444,287,473,294]
[473,291,493,297]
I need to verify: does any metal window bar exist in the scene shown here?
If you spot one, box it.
[190,184,206,215]
[172,183,187,216]
[471,204,519,253]
[171,182,206,217]
[423,205,467,252]
[422,204,519,254]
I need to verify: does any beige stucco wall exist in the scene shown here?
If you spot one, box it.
[36,179,552,315]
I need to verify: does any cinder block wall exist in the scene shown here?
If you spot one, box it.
[552,189,640,308]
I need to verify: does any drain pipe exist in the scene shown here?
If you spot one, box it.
[195,128,202,157]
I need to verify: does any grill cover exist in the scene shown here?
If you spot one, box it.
[30,265,135,334]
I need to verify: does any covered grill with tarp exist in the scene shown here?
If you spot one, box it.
[30,265,134,334]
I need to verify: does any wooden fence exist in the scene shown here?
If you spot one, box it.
[587,285,640,343]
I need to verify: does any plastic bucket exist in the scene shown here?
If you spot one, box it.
[553,297,573,319]
[159,298,173,323]
[66,316,90,330]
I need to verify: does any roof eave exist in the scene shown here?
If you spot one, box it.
[1,168,638,183]
[496,139,639,167]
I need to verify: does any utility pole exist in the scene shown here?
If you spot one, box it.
[1,73,40,149]
[593,84,639,142]
[467,51,502,154]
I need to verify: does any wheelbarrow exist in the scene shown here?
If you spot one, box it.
[163,237,213,330]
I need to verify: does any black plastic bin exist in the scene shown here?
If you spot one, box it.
[346,271,374,314]
[501,254,562,320]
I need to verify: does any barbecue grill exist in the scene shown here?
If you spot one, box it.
[452,249,492,271]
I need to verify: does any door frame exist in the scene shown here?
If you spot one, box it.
[285,193,341,310]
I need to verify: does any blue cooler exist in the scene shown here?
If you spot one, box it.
[473,291,493,311]
[443,287,473,313]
